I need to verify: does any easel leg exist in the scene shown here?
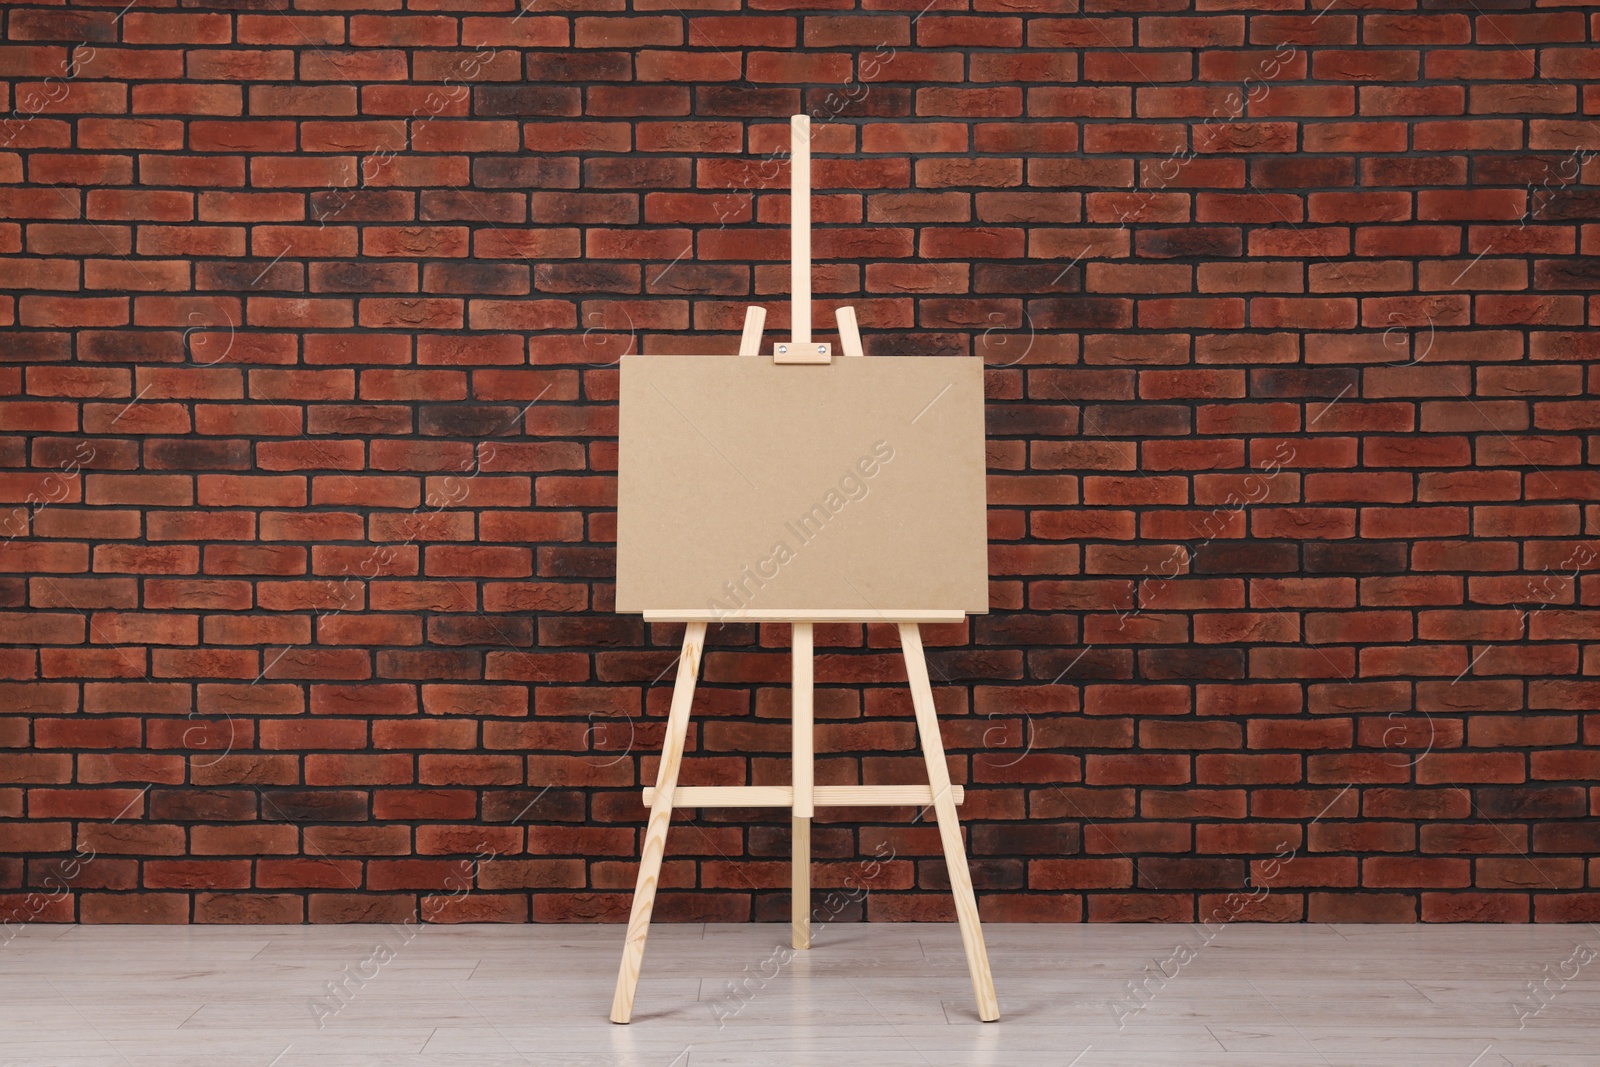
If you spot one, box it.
[791,815,810,949]
[898,623,1000,1022]
[791,622,814,950]
[738,305,766,357]
[835,305,865,358]
[610,622,708,1024]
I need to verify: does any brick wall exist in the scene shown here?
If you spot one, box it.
[2,0,1598,928]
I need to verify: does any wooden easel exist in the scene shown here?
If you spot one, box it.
[609,116,999,1025]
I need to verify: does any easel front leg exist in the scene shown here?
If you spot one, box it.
[791,622,814,950]
[898,623,999,1022]
[611,621,707,1024]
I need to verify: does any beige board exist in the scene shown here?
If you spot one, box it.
[616,355,989,619]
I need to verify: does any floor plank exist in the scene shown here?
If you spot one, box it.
[2,923,1593,1066]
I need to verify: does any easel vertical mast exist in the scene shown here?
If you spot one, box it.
[774,116,829,365]
[790,114,811,348]
[787,114,816,951]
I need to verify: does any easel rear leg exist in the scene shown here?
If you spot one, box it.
[791,622,814,950]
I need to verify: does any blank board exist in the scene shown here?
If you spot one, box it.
[616,355,989,619]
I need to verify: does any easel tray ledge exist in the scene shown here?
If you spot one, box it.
[639,609,976,624]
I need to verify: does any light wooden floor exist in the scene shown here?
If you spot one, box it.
[3,922,1596,1065]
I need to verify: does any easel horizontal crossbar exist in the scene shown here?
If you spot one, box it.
[642,784,964,808]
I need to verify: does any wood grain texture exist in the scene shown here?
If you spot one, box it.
[610,621,706,1024]
[792,622,814,951]
[789,113,810,348]
[900,622,1000,1023]
[791,815,811,952]
[836,305,865,358]
[641,609,967,623]
[739,305,766,357]
[792,623,814,819]
[641,784,967,807]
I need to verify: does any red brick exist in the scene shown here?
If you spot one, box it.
[80,893,190,924]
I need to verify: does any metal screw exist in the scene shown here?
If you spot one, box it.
[817,345,826,354]
[777,344,788,354]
